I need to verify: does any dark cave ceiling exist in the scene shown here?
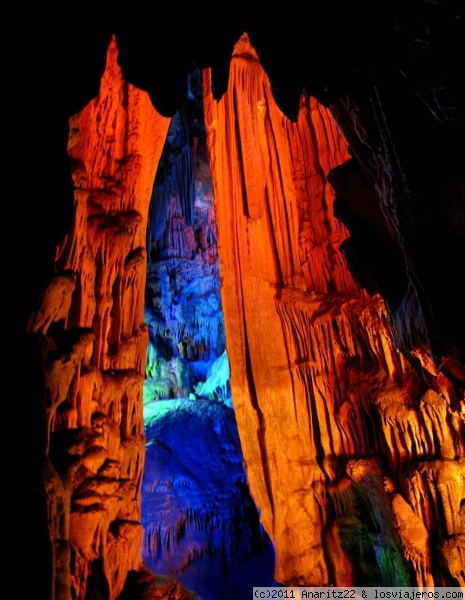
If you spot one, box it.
[26,3,464,121]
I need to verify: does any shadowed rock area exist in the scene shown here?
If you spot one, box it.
[14,5,465,598]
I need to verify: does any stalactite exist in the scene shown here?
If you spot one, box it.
[203,32,465,586]
[29,36,171,600]
[31,25,465,597]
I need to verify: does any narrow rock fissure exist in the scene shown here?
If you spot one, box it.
[141,67,276,600]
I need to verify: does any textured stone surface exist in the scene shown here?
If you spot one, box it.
[18,9,465,598]
[27,37,175,600]
[141,88,276,597]
[119,565,199,600]
[143,89,227,402]
[141,399,275,597]
[203,33,464,586]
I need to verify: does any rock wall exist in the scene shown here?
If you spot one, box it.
[27,37,195,600]
[25,29,464,599]
[144,87,227,402]
[203,33,464,586]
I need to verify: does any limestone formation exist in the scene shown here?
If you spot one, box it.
[24,22,464,600]
[203,33,464,585]
[28,37,182,600]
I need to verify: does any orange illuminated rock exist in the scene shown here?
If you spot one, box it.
[30,31,464,597]
[31,36,173,600]
[203,33,464,586]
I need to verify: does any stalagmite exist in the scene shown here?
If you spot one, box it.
[203,33,464,585]
[27,27,464,598]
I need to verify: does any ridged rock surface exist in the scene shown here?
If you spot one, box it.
[27,31,464,598]
[202,33,464,586]
[27,37,197,600]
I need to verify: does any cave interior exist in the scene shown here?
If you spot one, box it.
[14,5,465,600]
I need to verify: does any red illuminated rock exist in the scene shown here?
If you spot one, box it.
[28,30,464,598]
[27,36,178,600]
[203,33,464,586]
